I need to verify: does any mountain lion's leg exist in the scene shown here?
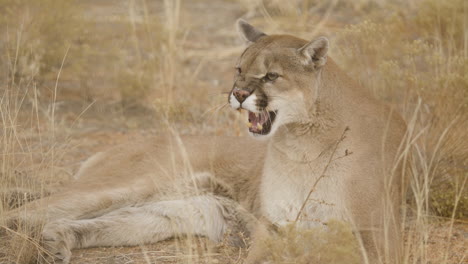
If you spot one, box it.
[6,186,151,231]
[5,174,157,230]
[243,218,276,264]
[41,195,254,264]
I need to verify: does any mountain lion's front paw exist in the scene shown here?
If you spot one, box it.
[41,220,75,264]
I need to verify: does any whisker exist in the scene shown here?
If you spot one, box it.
[201,102,229,120]
[267,95,287,99]
[265,108,273,128]
[207,92,231,97]
[203,103,231,123]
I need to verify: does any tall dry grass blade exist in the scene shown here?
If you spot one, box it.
[294,126,350,222]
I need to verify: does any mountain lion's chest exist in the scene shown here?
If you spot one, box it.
[260,152,347,228]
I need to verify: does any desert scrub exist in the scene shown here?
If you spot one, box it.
[258,220,361,264]
[115,0,193,107]
[0,0,84,83]
[333,0,467,219]
[431,177,468,219]
[413,0,467,51]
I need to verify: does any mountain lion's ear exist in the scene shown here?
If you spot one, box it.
[236,19,267,43]
[298,37,329,67]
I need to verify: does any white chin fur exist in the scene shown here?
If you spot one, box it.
[229,93,240,109]
[249,132,270,140]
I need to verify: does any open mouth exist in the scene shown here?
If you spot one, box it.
[248,110,277,135]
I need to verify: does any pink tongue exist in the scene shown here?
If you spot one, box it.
[248,111,258,126]
[249,111,266,133]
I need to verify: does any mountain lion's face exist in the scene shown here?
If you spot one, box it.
[229,21,329,138]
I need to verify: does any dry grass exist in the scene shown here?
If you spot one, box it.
[258,221,362,264]
[0,0,466,263]
[334,0,468,220]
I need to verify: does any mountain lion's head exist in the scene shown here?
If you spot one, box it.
[229,20,329,138]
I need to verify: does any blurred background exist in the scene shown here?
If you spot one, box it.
[0,0,466,263]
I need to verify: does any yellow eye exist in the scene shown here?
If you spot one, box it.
[266,72,279,81]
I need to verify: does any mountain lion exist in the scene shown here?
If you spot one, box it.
[7,20,406,264]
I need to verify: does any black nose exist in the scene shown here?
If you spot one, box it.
[233,88,250,103]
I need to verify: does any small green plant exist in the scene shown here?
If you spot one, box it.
[430,173,468,219]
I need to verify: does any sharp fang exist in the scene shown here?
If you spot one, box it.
[248,122,252,128]
[257,124,263,130]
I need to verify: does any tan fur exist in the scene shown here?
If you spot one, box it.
[7,21,406,264]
